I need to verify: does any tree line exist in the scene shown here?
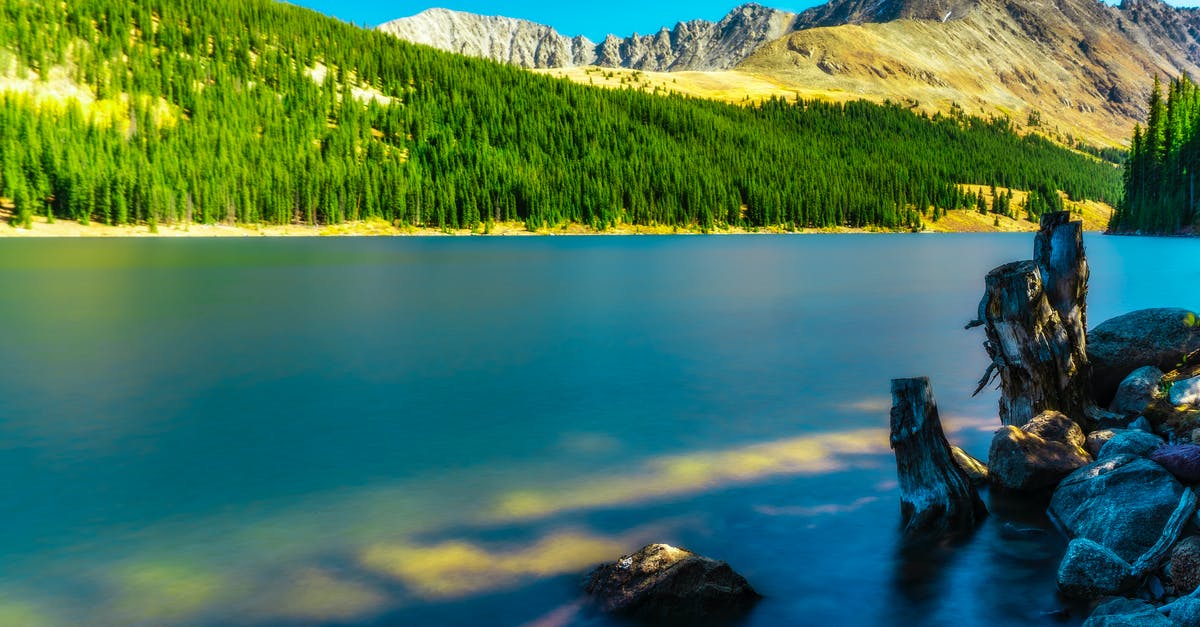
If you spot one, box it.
[1113,75,1200,233]
[0,0,1123,231]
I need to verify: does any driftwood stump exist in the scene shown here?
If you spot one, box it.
[890,377,987,539]
[972,213,1090,427]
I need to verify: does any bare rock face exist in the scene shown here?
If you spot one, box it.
[378,3,798,71]
[585,544,760,623]
[1088,309,1200,407]
[988,411,1092,491]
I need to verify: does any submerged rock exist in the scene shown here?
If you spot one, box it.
[1110,366,1165,417]
[988,411,1091,491]
[1169,536,1200,595]
[1151,444,1200,483]
[952,446,989,485]
[1082,597,1174,626]
[1097,430,1163,460]
[584,544,759,623]
[1088,308,1200,407]
[1057,538,1135,598]
[1048,455,1186,563]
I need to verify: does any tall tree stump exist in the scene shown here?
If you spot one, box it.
[1035,212,1089,363]
[890,377,987,540]
[972,213,1090,427]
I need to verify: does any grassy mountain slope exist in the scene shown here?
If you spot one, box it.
[0,0,1120,232]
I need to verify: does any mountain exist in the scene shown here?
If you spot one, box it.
[380,0,1200,146]
[377,4,798,71]
[741,0,1200,146]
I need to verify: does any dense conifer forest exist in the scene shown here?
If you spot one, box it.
[0,0,1122,231]
[1113,75,1200,234]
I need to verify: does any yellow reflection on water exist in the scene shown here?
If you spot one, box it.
[490,428,887,521]
[0,597,58,627]
[360,531,628,599]
[106,561,227,624]
[248,568,388,622]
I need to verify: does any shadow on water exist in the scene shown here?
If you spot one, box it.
[890,487,1084,626]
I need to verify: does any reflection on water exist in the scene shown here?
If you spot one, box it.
[0,235,1196,626]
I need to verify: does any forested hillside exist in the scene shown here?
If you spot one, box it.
[1112,75,1200,234]
[0,0,1121,231]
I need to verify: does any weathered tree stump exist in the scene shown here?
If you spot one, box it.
[890,377,987,539]
[971,213,1090,427]
[1035,211,1089,355]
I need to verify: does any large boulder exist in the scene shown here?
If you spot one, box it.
[1097,430,1163,460]
[1048,455,1187,563]
[1082,598,1175,626]
[584,544,759,623]
[988,411,1091,491]
[1056,538,1135,598]
[1169,535,1200,595]
[1109,366,1165,416]
[1088,308,1200,407]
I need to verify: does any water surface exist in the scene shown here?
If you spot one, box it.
[0,234,1196,626]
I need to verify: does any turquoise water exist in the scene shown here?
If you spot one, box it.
[0,234,1195,626]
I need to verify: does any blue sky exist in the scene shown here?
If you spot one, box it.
[287,1,813,40]
[288,0,1200,41]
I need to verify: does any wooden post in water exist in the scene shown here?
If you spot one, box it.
[972,213,1090,427]
[890,377,987,540]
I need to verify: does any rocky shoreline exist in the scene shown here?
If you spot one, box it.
[895,212,1200,625]
[579,211,1200,624]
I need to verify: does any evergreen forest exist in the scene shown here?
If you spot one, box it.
[0,0,1123,231]
[1113,75,1200,234]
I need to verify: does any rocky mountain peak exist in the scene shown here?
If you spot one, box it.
[377,4,798,71]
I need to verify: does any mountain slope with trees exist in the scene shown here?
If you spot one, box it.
[0,0,1120,232]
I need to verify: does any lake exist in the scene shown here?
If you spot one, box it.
[0,234,1196,627]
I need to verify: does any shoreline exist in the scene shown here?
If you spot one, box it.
[0,209,1112,238]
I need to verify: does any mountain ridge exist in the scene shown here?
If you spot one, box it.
[377,3,798,71]
[378,0,1200,145]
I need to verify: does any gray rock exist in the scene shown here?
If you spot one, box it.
[378,4,800,71]
[1057,538,1135,598]
[952,446,989,485]
[1082,597,1175,626]
[1163,597,1200,625]
[1111,366,1166,416]
[584,543,759,623]
[1087,430,1119,457]
[1098,430,1164,460]
[1088,308,1200,407]
[1170,536,1200,595]
[988,411,1092,491]
[1049,455,1187,563]
[1172,375,1200,407]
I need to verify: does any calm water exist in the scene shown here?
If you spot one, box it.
[0,234,1196,627]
